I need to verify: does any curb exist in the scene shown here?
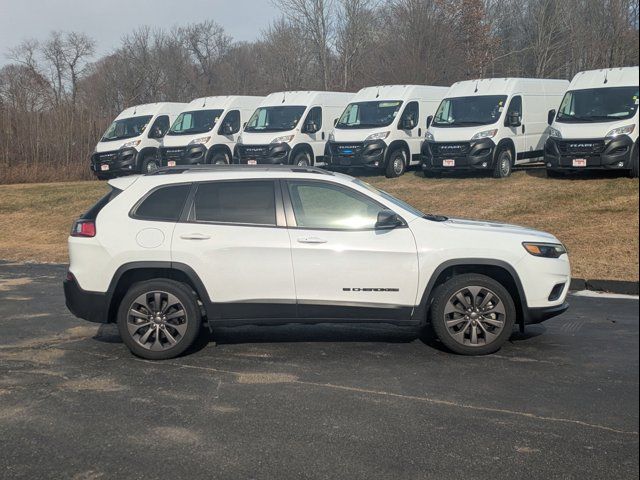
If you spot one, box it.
[570,278,639,296]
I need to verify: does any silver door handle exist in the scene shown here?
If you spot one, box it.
[180,233,211,240]
[297,236,327,244]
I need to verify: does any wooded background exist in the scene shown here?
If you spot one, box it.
[0,0,638,183]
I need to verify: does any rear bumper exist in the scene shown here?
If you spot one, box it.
[545,135,634,171]
[63,274,109,323]
[421,139,496,171]
[237,143,291,165]
[525,302,570,325]
[325,140,387,169]
[160,145,208,166]
[91,148,139,177]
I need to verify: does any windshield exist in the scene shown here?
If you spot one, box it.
[432,95,507,127]
[336,101,403,129]
[244,106,306,132]
[556,87,639,123]
[168,109,224,135]
[353,178,426,218]
[101,115,152,142]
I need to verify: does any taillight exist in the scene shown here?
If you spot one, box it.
[71,220,96,237]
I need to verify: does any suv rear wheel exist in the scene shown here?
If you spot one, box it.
[117,279,202,360]
[430,274,516,355]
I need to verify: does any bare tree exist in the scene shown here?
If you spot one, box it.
[179,21,232,92]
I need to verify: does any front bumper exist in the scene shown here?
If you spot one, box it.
[545,135,634,171]
[91,148,139,177]
[325,140,387,169]
[63,273,109,324]
[160,145,208,166]
[421,139,496,171]
[237,143,291,165]
[526,302,570,325]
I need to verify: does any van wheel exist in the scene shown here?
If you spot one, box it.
[141,157,160,174]
[385,149,406,178]
[211,152,230,165]
[630,145,639,179]
[293,151,312,167]
[492,148,512,178]
[117,279,202,360]
[430,274,516,355]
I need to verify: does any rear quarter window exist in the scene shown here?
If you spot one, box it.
[132,184,191,222]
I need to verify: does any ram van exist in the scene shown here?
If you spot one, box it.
[421,78,568,178]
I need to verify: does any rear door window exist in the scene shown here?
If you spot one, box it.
[132,184,191,221]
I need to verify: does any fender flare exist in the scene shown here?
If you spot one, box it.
[206,144,233,164]
[136,147,159,170]
[384,140,410,166]
[494,138,516,165]
[290,143,315,165]
[412,258,530,328]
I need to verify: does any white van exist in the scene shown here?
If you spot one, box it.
[236,91,354,166]
[326,85,448,177]
[160,96,264,167]
[545,67,639,178]
[91,102,187,179]
[422,78,569,178]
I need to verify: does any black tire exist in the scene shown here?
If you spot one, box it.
[140,156,160,174]
[429,274,516,356]
[292,151,312,167]
[630,144,639,179]
[117,279,202,360]
[385,149,407,178]
[546,168,564,179]
[210,151,230,165]
[492,147,513,178]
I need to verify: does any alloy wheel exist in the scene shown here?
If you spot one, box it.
[127,291,188,351]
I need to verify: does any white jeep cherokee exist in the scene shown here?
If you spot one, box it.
[64,166,570,359]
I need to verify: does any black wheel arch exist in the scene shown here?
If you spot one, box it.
[206,144,233,164]
[494,138,516,165]
[384,140,410,166]
[136,147,159,171]
[290,143,314,165]
[413,258,529,331]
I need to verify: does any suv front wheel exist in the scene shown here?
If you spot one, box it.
[117,279,202,360]
[430,274,516,355]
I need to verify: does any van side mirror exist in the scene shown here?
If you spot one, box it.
[375,209,404,229]
[547,109,556,126]
[507,112,521,127]
[304,121,318,134]
[150,127,165,139]
[426,115,433,129]
[401,117,416,130]
[221,122,234,135]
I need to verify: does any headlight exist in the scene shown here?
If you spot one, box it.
[189,136,211,145]
[328,132,335,142]
[471,129,498,140]
[271,135,295,144]
[121,140,141,149]
[364,131,390,142]
[523,242,567,258]
[548,126,562,139]
[605,124,635,140]
[425,130,435,141]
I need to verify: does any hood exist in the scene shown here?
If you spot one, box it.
[240,129,296,145]
[428,125,497,142]
[443,217,558,242]
[162,132,215,148]
[95,136,143,152]
[552,116,638,139]
[332,126,392,143]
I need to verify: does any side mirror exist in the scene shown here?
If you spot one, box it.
[375,209,404,229]
[426,115,433,129]
[221,123,234,135]
[150,127,165,139]
[401,118,416,130]
[304,121,318,134]
[547,109,556,126]
[507,112,521,127]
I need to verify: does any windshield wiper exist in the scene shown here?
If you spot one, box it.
[423,213,448,222]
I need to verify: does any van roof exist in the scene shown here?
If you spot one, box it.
[351,85,449,101]
[568,67,639,90]
[446,78,569,97]
[260,91,354,107]
[116,102,188,120]
[184,95,265,111]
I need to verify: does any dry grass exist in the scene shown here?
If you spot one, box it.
[0,169,637,281]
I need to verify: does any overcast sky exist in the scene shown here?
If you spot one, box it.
[0,0,279,65]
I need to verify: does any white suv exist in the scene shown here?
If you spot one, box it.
[64,166,571,359]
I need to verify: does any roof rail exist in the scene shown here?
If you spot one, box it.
[148,164,334,176]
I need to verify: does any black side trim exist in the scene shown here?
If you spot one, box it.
[526,302,569,325]
[298,304,413,321]
[63,276,110,323]
[516,149,544,161]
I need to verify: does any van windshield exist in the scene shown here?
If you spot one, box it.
[101,115,153,142]
[336,101,403,129]
[432,96,507,127]
[556,87,639,123]
[167,109,224,135]
[244,106,306,132]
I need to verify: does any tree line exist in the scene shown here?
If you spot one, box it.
[0,0,638,183]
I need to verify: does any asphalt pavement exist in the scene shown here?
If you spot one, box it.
[1,262,638,480]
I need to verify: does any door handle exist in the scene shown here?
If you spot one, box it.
[322,132,325,140]
[522,124,526,134]
[180,233,211,240]
[297,236,328,244]
[418,128,422,137]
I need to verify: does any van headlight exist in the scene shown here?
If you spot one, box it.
[523,242,567,258]
[364,131,389,142]
[271,135,295,144]
[471,129,498,140]
[189,136,211,145]
[425,130,435,141]
[549,126,562,139]
[605,124,635,140]
[121,139,141,149]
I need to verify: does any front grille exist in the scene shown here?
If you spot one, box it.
[95,151,118,163]
[239,145,270,158]
[331,142,364,156]
[556,140,605,155]
[161,147,186,161]
[431,142,471,157]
